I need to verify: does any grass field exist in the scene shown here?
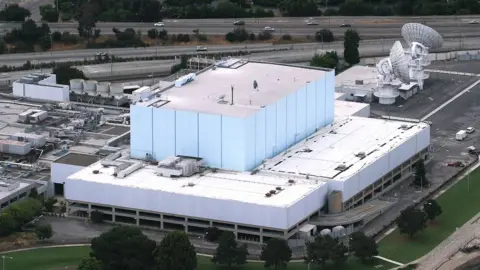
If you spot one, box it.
[2,245,395,270]
[378,169,480,263]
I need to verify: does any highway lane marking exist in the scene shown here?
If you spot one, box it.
[421,79,480,121]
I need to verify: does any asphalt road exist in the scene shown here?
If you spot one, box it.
[0,36,477,67]
[1,15,480,38]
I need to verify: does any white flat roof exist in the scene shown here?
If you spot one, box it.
[334,100,370,118]
[260,116,428,180]
[68,162,325,208]
[0,182,31,200]
[140,60,329,117]
[335,65,378,88]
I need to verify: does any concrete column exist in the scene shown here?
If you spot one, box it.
[112,207,116,222]
[160,214,164,230]
[87,203,92,218]
[259,228,264,244]
[136,211,140,226]
[184,218,188,233]
[234,224,239,241]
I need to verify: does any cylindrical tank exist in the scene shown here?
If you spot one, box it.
[84,80,98,93]
[332,225,345,233]
[328,190,343,214]
[0,139,32,155]
[70,79,84,92]
[96,82,110,95]
[110,83,124,95]
[320,229,331,236]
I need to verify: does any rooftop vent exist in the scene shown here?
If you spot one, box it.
[303,148,313,153]
[288,179,295,184]
[188,182,195,187]
[355,80,364,85]
[265,193,272,197]
[355,152,366,159]
[276,187,282,191]
[399,124,413,130]
[92,170,99,174]
[269,190,276,194]
[335,164,347,171]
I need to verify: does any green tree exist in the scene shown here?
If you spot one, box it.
[77,3,98,38]
[315,29,334,43]
[39,35,52,51]
[279,0,321,16]
[204,226,222,242]
[349,231,378,264]
[91,226,157,270]
[29,188,38,199]
[310,52,338,69]
[397,206,428,238]
[53,65,88,85]
[423,199,442,221]
[44,197,57,212]
[306,235,336,267]
[78,257,103,270]
[212,231,248,267]
[154,231,197,270]
[260,238,292,269]
[51,31,62,42]
[0,4,31,22]
[0,213,16,237]
[39,4,59,22]
[343,29,361,66]
[413,159,429,187]
[35,224,53,241]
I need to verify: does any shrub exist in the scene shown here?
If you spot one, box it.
[315,29,334,42]
[51,31,62,42]
[257,31,272,41]
[281,34,292,41]
[225,32,236,42]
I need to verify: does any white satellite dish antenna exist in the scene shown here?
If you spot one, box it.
[374,41,410,105]
[401,23,443,90]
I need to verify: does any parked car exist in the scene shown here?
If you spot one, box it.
[307,21,318,25]
[196,46,208,52]
[467,127,476,133]
[234,20,245,26]
[340,23,352,27]
[264,26,275,32]
[154,22,165,27]
[469,20,480,24]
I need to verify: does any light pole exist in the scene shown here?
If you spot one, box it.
[307,259,313,270]
[2,255,13,270]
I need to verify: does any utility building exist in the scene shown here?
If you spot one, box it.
[130,59,335,171]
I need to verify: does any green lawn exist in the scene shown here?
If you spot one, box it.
[378,169,480,263]
[3,246,395,270]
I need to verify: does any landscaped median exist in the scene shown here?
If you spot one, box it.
[378,168,480,264]
[2,245,395,270]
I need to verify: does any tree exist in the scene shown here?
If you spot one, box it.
[44,197,57,212]
[260,238,292,269]
[39,35,52,51]
[77,3,98,38]
[413,159,429,187]
[315,29,334,43]
[349,231,378,264]
[423,199,442,221]
[154,231,197,270]
[39,4,59,22]
[306,235,346,267]
[91,226,157,270]
[310,52,338,69]
[278,0,321,16]
[212,231,248,267]
[343,29,361,66]
[0,4,31,22]
[397,206,428,238]
[0,213,16,237]
[205,226,222,242]
[29,188,38,199]
[53,65,88,85]
[78,257,103,270]
[35,224,53,241]
[51,31,62,42]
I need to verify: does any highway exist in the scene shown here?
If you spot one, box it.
[0,36,476,67]
[1,16,480,38]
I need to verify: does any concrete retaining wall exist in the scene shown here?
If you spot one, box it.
[360,49,480,65]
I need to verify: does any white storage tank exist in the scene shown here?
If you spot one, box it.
[0,139,32,155]
[84,80,98,93]
[110,83,124,95]
[70,79,84,92]
[97,82,110,95]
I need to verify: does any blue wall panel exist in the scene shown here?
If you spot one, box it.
[275,97,287,155]
[130,105,153,159]
[221,116,245,171]
[286,92,297,148]
[296,86,307,143]
[315,77,326,128]
[152,108,175,160]
[244,115,256,170]
[255,109,266,166]
[306,83,316,135]
[265,104,277,158]
[175,110,199,157]
[199,113,222,168]
[325,71,335,124]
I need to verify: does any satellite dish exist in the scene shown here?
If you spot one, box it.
[389,41,410,83]
[401,23,443,49]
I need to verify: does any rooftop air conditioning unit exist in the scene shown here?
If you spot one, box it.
[355,80,364,85]
[335,164,347,171]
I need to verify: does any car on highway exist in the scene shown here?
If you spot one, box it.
[340,23,352,27]
[467,127,476,133]
[234,20,245,26]
[307,21,318,26]
[154,22,165,27]
[469,20,480,24]
[263,26,275,32]
[196,46,208,52]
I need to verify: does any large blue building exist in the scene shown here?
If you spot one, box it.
[131,59,335,171]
